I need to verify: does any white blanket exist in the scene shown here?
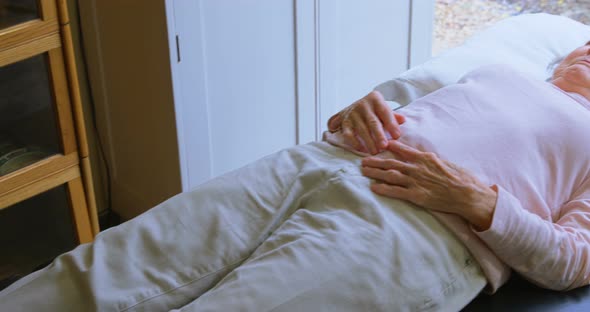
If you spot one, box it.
[0,142,485,312]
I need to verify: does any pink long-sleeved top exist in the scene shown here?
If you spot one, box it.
[324,64,590,294]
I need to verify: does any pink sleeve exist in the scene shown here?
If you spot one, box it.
[472,180,590,291]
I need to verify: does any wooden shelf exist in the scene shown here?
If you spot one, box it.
[0,19,59,54]
[0,0,59,53]
[0,32,61,67]
[0,153,79,209]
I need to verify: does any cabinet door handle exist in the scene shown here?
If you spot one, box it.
[176,35,181,63]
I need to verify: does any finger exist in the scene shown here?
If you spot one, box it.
[394,113,406,125]
[351,113,378,154]
[441,158,463,172]
[361,157,409,172]
[363,110,389,150]
[341,118,363,152]
[327,112,342,132]
[370,183,413,202]
[355,137,369,154]
[373,103,399,143]
[361,167,411,186]
[387,140,423,160]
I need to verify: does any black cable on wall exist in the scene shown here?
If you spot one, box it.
[72,0,113,226]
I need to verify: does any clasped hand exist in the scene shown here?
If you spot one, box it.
[328,91,497,230]
[327,90,406,155]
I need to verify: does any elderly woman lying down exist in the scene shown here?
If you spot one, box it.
[2,42,590,311]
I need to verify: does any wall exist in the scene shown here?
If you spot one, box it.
[75,0,182,220]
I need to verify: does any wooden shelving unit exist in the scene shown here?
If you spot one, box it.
[0,0,98,284]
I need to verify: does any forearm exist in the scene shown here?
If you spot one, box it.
[463,185,498,232]
[473,185,590,291]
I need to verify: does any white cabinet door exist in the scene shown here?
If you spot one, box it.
[166,0,212,191]
[317,0,433,136]
[167,0,433,190]
[168,0,298,190]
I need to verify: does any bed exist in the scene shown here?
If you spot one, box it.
[465,273,590,311]
[2,13,590,312]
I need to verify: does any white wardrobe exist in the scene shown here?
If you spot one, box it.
[79,0,434,219]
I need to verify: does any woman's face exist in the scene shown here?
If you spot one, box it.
[552,41,590,100]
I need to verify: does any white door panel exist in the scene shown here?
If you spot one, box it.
[318,0,412,136]
[201,0,297,178]
[170,0,297,189]
[167,0,211,191]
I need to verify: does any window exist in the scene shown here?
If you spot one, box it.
[433,0,590,56]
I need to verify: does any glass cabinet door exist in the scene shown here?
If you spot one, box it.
[0,52,62,177]
[0,0,39,30]
[0,184,77,290]
[0,2,96,289]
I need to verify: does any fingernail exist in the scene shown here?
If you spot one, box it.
[393,130,401,138]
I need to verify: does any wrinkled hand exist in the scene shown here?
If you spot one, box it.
[327,90,406,155]
[360,140,497,230]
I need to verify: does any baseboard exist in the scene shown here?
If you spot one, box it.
[98,209,121,231]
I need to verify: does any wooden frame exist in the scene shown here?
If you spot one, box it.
[0,0,59,53]
[56,0,100,235]
[0,42,79,200]
[0,153,78,200]
[47,47,78,155]
[0,32,60,66]
[0,0,99,246]
[0,155,80,210]
[67,176,93,243]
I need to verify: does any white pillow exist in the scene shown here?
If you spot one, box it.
[375,13,590,106]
